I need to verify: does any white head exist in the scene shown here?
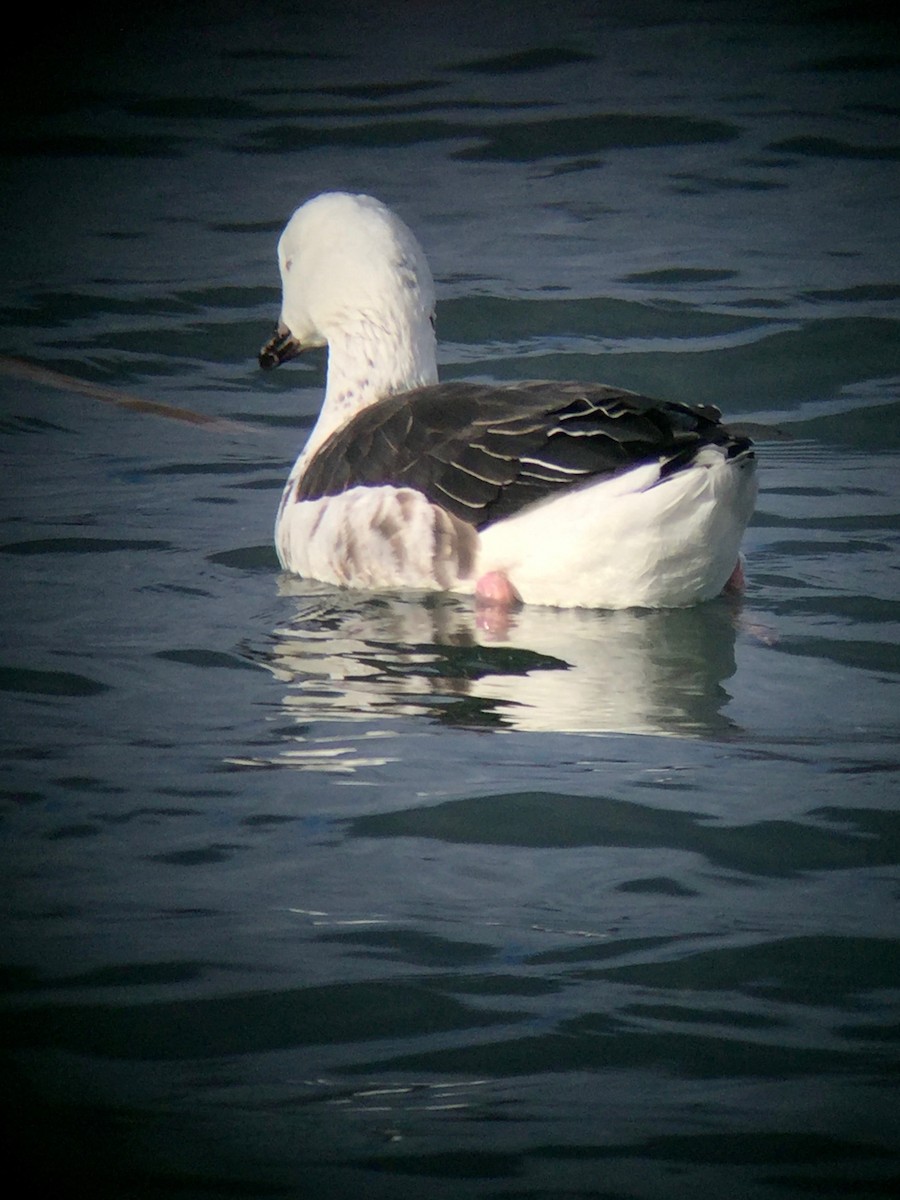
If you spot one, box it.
[279,192,435,344]
[260,194,439,457]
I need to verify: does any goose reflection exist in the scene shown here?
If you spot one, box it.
[252,578,743,740]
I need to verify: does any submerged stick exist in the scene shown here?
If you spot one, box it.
[0,356,262,434]
[2,355,790,445]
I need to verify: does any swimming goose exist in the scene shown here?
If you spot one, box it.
[260,192,756,610]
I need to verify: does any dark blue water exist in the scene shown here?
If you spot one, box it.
[1,2,898,1197]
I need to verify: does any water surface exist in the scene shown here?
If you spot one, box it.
[1,3,898,1197]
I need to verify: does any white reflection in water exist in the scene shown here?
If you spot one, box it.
[239,578,749,768]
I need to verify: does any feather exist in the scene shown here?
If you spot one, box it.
[296,381,752,530]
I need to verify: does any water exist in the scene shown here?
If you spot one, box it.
[1,2,899,1196]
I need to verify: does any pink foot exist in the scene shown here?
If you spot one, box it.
[475,570,522,607]
[474,571,522,638]
[722,559,779,644]
[723,558,746,595]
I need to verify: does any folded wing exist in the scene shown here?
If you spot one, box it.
[296,381,753,530]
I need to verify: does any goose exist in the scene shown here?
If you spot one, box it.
[259,192,756,610]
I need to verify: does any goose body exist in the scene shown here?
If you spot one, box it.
[260,192,756,610]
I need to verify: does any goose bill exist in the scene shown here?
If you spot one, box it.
[259,324,303,370]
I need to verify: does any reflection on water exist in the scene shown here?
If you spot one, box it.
[243,581,745,756]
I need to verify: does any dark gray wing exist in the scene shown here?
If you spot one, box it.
[295,381,753,530]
